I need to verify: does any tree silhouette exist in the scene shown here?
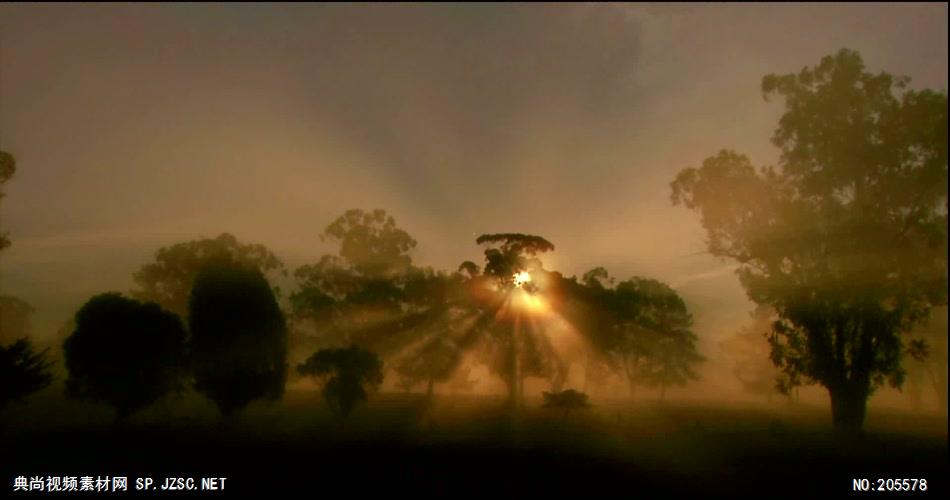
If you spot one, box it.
[189,260,288,418]
[550,269,619,396]
[467,233,558,409]
[0,151,54,413]
[623,278,703,401]
[133,233,285,319]
[0,150,15,252]
[290,209,420,351]
[557,270,702,400]
[0,338,53,414]
[475,233,554,290]
[63,293,186,421]
[542,389,590,417]
[393,336,461,398]
[297,346,383,420]
[671,49,947,433]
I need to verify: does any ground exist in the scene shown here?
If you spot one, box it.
[2,389,947,497]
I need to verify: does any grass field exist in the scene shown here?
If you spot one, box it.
[2,388,947,497]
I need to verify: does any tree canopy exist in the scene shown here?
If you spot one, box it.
[133,233,285,319]
[291,209,420,349]
[63,293,187,420]
[189,260,288,417]
[670,48,947,432]
[476,233,554,290]
[554,269,703,399]
[297,345,383,420]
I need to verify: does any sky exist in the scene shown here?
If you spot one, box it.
[0,3,947,396]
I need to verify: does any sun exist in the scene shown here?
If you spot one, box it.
[513,271,531,288]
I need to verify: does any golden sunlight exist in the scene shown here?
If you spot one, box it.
[513,271,531,288]
[511,288,548,315]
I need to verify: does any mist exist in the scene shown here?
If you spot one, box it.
[0,3,946,497]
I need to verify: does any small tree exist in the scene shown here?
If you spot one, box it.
[393,337,460,398]
[297,346,383,420]
[63,293,186,421]
[189,260,288,418]
[542,389,590,417]
[0,338,53,414]
[0,150,16,252]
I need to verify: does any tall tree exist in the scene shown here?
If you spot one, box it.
[63,294,187,421]
[189,260,288,418]
[132,233,284,319]
[290,209,419,350]
[466,233,558,409]
[671,49,947,432]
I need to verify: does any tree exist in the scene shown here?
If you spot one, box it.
[0,338,53,414]
[558,270,702,400]
[290,209,419,351]
[0,151,54,414]
[467,233,558,409]
[0,150,15,252]
[0,294,53,414]
[297,346,383,420]
[63,293,186,421]
[132,233,284,319]
[548,269,619,396]
[189,260,288,418]
[670,49,947,432]
[625,278,703,401]
[542,389,590,417]
[393,336,461,398]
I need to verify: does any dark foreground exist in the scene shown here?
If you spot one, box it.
[2,392,947,498]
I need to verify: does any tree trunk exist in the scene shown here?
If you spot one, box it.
[426,377,434,399]
[829,385,868,434]
[659,382,666,402]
